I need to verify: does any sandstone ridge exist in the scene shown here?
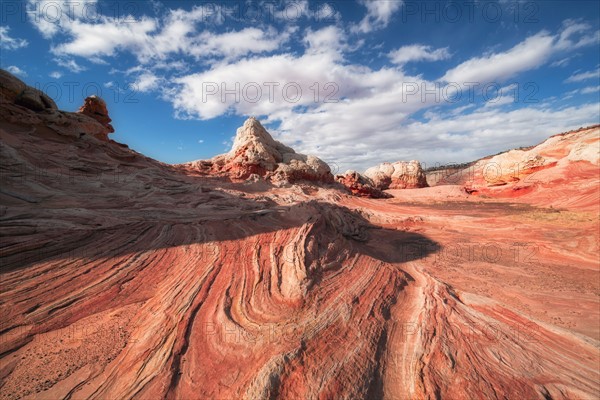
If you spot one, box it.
[0,69,115,142]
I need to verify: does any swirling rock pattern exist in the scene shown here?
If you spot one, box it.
[0,70,599,399]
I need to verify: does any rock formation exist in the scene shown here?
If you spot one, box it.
[1,68,599,400]
[77,95,115,139]
[184,117,333,184]
[335,170,390,198]
[462,126,600,198]
[0,69,57,112]
[364,160,428,189]
[0,70,114,142]
[419,125,600,209]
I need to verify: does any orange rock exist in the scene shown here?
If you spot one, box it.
[77,95,115,139]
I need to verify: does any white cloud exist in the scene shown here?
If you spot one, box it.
[442,22,598,84]
[49,71,62,79]
[51,16,159,58]
[483,95,514,108]
[276,102,600,172]
[190,27,291,61]
[6,66,26,76]
[550,57,571,68]
[54,58,86,73]
[132,72,162,93]
[26,0,99,38]
[389,44,450,65]
[441,32,555,83]
[272,1,341,23]
[170,50,429,121]
[0,26,28,50]
[555,19,600,50]
[353,0,402,33]
[164,21,598,171]
[45,5,290,64]
[580,86,600,94]
[303,26,348,58]
[564,69,599,83]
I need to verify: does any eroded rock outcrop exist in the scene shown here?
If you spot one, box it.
[461,126,600,205]
[335,170,390,198]
[77,95,115,139]
[0,69,57,112]
[0,69,114,142]
[184,117,333,184]
[364,160,428,190]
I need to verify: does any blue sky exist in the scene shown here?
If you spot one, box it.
[1,0,599,172]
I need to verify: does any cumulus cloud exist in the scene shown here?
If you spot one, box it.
[170,49,430,122]
[353,0,402,33]
[132,72,162,93]
[389,45,451,65]
[189,27,291,61]
[39,4,291,64]
[303,26,349,58]
[26,0,99,38]
[6,66,26,76]
[276,102,599,172]
[272,1,341,22]
[51,16,158,59]
[0,26,28,50]
[166,21,598,171]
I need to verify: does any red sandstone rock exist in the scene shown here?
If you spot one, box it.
[425,125,600,210]
[0,69,57,112]
[335,170,390,198]
[0,70,115,142]
[77,95,115,139]
[457,125,600,207]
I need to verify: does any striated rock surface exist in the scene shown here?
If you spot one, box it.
[335,170,390,198]
[465,126,599,191]
[184,117,333,184]
[443,125,600,209]
[0,69,599,400]
[364,160,428,190]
